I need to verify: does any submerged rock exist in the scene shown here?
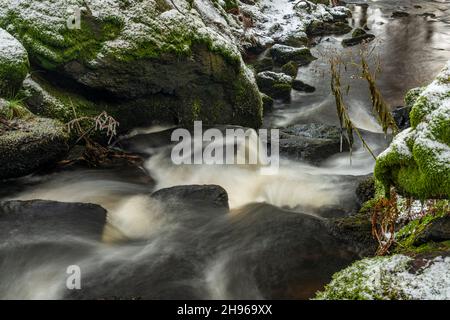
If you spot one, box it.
[0,28,29,96]
[256,71,293,100]
[392,11,410,18]
[0,0,263,129]
[151,184,229,211]
[375,61,450,199]
[278,123,349,163]
[292,79,315,92]
[0,117,69,179]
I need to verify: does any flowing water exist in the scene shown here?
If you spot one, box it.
[1,0,450,299]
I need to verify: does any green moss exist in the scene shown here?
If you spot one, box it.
[395,201,449,253]
[404,87,424,110]
[232,71,263,129]
[223,0,239,11]
[280,61,299,77]
[1,11,123,71]
[0,97,32,120]
[352,28,366,38]
[191,98,202,121]
[375,64,450,200]
[315,255,411,300]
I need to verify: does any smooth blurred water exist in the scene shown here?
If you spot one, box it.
[1,0,449,299]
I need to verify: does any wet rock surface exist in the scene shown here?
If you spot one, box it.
[342,28,375,47]
[0,200,107,241]
[278,123,349,163]
[0,117,69,180]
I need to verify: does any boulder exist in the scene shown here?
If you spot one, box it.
[392,11,410,18]
[414,216,450,245]
[151,184,229,211]
[261,93,274,114]
[355,175,375,206]
[256,71,293,101]
[0,0,263,129]
[375,61,450,199]
[316,253,450,299]
[342,28,375,47]
[0,117,69,179]
[278,123,350,163]
[0,28,29,96]
[0,200,107,241]
[252,56,274,73]
[292,79,316,92]
[270,44,316,66]
[306,20,352,36]
[281,61,299,77]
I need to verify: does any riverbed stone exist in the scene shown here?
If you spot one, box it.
[280,61,299,77]
[342,28,375,47]
[151,184,230,211]
[0,200,107,241]
[278,123,350,163]
[256,71,293,100]
[270,44,316,66]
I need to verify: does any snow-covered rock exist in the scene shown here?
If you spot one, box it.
[375,61,450,199]
[0,28,29,96]
[0,0,262,129]
[316,254,450,300]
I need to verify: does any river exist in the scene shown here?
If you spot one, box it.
[0,0,449,299]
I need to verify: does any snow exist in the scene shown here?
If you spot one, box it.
[0,28,27,64]
[318,254,450,300]
[240,0,350,49]
[377,60,450,173]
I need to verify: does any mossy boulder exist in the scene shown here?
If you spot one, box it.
[342,28,375,47]
[374,61,450,199]
[261,93,274,114]
[0,0,262,129]
[0,28,29,97]
[270,44,316,66]
[256,71,292,101]
[0,117,69,179]
[306,20,352,36]
[315,253,450,300]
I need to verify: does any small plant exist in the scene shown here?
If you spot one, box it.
[356,44,399,136]
[64,101,140,167]
[67,110,119,144]
[0,89,32,121]
[329,53,376,162]
[371,189,400,256]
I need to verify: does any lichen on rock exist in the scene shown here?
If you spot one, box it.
[374,61,450,200]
